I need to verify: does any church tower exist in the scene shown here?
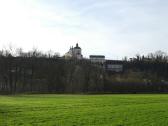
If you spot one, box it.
[65,43,83,59]
[73,43,82,59]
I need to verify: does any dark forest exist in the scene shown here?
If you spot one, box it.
[0,48,168,94]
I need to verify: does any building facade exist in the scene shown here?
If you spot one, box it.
[65,43,83,59]
[105,60,123,72]
[89,55,105,64]
[64,44,123,72]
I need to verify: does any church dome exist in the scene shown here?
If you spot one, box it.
[74,43,81,49]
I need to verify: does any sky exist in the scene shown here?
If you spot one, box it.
[0,0,168,59]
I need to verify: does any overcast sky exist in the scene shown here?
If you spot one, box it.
[0,0,168,59]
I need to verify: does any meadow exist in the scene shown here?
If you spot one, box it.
[0,94,168,126]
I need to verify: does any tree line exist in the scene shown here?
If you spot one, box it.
[0,47,105,94]
[0,47,168,94]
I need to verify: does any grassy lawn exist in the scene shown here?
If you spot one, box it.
[0,94,168,126]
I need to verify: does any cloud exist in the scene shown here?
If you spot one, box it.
[0,0,168,59]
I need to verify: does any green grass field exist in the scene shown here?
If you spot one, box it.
[0,94,168,126]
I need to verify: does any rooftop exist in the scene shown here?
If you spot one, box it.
[74,43,81,49]
[90,55,105,58]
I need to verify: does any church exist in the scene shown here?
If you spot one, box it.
[64,43,83,59]
[64,43,123,72]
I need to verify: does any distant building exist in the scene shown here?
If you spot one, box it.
[64,44,123,72]
[65,43,83,59]
[89,55,105,64]
[105,60,123,72]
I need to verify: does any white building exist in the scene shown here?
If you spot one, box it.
[89,55,105,64]
[65,43,83,59]
[106,64,123,72]
[105,60,123,72]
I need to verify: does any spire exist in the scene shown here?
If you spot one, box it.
[76,43,78,47]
